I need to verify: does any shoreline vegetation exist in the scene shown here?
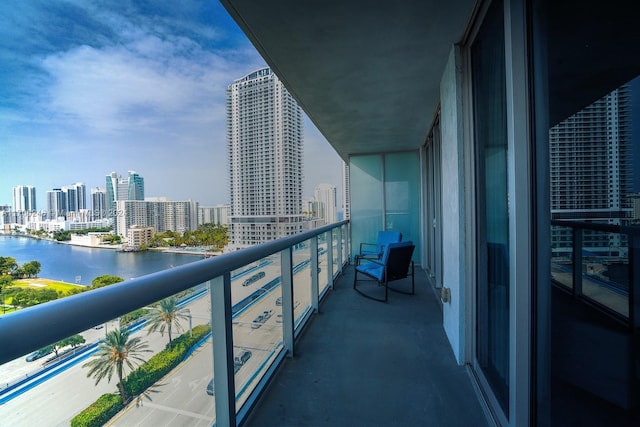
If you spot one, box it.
[0,232,218,257]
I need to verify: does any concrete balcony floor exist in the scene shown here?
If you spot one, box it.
[245,266,489,426]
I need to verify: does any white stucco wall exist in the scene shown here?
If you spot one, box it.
[439,46,466,364]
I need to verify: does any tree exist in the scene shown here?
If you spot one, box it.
[83,328,150,402]
[52,334,86,356]
[0,257,18,276]
[146,296,190,349]
[91,275,124,289]
[20,261,41,278]
[0,274,12,314]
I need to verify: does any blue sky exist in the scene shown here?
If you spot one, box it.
[0,0,343,209]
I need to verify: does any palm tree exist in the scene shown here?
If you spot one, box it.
[83,328,150,402]
[146,296,190,349]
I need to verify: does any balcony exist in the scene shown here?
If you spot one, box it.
[0,221,486,426]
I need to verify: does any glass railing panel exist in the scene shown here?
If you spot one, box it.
[0,282,216,426]
[231,254,283,411]
[318,232,329,294]
[332,227,340,277]
[581,230,629,317]
[550,224,574,289]
[341,224,349,265]
[292,240,312,330]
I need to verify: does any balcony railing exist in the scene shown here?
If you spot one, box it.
[0,220,349,426]
[550,219,639,325]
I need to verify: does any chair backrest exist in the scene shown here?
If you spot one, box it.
[376,231,402,253]
[381,241,415,281]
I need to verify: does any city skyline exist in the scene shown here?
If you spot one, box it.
[0,1,343,209]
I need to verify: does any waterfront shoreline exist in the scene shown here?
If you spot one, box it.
[1,234,218,256]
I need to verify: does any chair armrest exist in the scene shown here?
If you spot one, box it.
[359,242,377,253]
[357,258,384,267]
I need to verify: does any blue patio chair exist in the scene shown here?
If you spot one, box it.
[355,230,402,264]
[353,241,415,302]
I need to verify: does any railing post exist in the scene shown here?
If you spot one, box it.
[310,236,319,312]
[572,227,583,298]
[281,248,295,357]
[327,231,334,289]
[336,227,343,274]
[210,274,236,427]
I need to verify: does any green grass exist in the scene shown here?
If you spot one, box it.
[12,278,86,293]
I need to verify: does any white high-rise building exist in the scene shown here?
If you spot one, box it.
[115,199,198,240]
[342,162,350,221]
[227,67,304,247]
[12,185,36,212]
[199,205,230,226]
[550,83,633,256]
[314,183,337,224]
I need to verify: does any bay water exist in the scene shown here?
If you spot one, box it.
[0,236,200,286]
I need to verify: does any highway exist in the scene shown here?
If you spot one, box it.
[0,249,330,426]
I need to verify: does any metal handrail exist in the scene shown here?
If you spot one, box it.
[551,219,640,235]
[0,221,348,364]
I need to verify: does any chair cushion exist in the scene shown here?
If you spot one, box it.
[355,262,384,282]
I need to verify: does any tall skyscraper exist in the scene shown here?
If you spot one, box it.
[91,187,107,219]
[227,67,304,247]
[105,171,145,221]
[12,185,36,212]
[550,83,633,255]
[46,189,66,219]
[314,183,337,224]
[342,162,350,221]
[62,182,86,213]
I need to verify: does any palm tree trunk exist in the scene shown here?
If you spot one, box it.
[117,362,128,402]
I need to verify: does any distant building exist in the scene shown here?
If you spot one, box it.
[342,162,350,221]
[115,199,198,240]
[46,188,66,219]
[199,205,230,226]
[227,67,304,247]
[12,185,37,213]
[62,182,86,213]
[550,84,633,256]
[105,171,145,219]
[127,225,155,248]
[91,188,107,219]
[314,183,337,224]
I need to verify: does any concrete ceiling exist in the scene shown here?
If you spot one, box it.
[220,0,640,160]
[220,0,477,160]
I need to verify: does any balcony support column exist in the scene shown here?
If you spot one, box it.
[281,248,295,357]
[210,274,236,427]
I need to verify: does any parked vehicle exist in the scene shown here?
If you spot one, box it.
[242,271,266,286]
[206,379,214,395]
[25,347,53,362]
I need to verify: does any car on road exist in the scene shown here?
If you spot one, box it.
[206,379,215,395]
[275,296,282,306]
[25,347,53,362]
[235,349,252,365]
[251,314,265,328]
